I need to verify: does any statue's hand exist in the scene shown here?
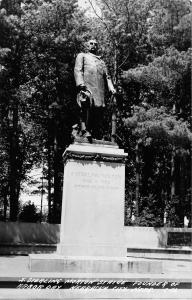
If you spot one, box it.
[110,88,117,95]
[77,84,87,92]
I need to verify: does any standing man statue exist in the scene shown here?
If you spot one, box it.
[74,39,116,140]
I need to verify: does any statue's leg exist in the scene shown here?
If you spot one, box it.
[81,121,86,132]
[80,101,87,132]
[86,103,92,134]
[91,106,104,140]
[80,100,92,137]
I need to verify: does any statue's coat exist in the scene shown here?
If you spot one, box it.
[74,52,113,107]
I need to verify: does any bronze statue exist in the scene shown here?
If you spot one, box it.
[73,39,116,141]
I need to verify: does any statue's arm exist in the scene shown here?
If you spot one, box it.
[103,63,116,94]
[74,53,85,88]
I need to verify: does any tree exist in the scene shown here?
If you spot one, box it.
[0,0,89,222]
[124,106,191,226]
[122,47,191,119]
[88,0,153,78]
[19,0,90,222]
[0,1,25,221]
[147,0,191,53]
[18,201,41,222]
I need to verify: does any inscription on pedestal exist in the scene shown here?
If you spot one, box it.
[70,169,122,191]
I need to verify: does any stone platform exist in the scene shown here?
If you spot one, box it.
[0,256,192,300]
[25,142,192,299]
[28,143,164,277]
[127,247,192,260]
[29,254,162,274]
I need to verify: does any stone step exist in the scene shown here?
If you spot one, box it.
[1,256,191,281]
[0,256,191,299]
[29,254,163,274]
[127,247,192,261]
[1,244,192,259]
[0,243,56,255]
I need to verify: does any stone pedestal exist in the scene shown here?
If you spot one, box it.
[29,142,162,274]
[57,143,127,257]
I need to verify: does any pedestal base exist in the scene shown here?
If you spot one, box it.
[57,243,126,257]
[29,254,162,274]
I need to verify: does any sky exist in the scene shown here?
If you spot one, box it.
[78,0,90,8]
[20,167,48,213]
[78,0,101,17]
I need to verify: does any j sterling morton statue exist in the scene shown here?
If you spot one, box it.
[73,39,116,141]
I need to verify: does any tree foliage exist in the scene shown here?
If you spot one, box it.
[18,201,41,222]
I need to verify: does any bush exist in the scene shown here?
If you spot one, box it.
[18,201,41,223]
[133,208,163,227]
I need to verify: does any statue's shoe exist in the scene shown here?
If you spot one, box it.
[81,130,92,138]
[84,131,92,138]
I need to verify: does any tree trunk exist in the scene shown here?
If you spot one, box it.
[111,96,116,143]
[171,146,175,197]
[9,100,19,221]
[47,140,52,223]
[53,130,61,223]
[135,141,140,217]
[40,160,44,222]
[4,0,22,221]
[3,187,8,221]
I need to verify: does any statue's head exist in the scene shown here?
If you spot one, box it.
[87,39,98,54]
